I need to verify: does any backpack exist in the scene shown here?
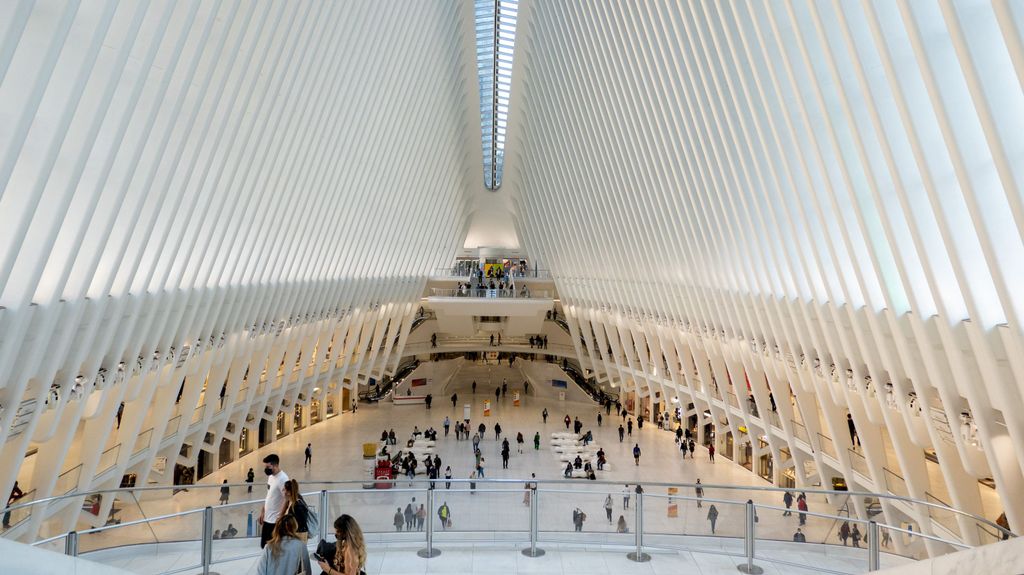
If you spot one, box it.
[303,499,320,536]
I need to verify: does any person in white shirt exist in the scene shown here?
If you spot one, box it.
[259,454,290,549]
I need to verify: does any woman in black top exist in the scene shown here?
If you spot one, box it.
[282,479,310,541]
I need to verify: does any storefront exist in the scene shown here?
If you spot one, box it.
[757,438,773,481]
[310,400,322,425]
[275,411,287,438]
[238,427,252,456]
[218,437,233,468]
[293,405,304,431]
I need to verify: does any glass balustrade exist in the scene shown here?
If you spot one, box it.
[10,479,1010,575]
[848,448,870,477]
[817,433,838,459]
[430,287,552,299]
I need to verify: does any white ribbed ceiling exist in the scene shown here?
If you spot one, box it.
[2,0,1024,545]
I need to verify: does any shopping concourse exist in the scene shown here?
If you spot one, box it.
[0,1,1022,574]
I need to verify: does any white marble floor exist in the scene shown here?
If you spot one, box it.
[64,362,922,573]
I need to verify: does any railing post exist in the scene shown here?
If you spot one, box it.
[737,501,763,574]
[522,484,545,557]
[417,486,440,558]
[319,490,329,543]
[201,506,214,575]
[627,488,650,562]
[64,531,78,557]
[868,520,880,571]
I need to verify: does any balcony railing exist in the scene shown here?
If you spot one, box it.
[429,288,552,299]
[15,479,1011,574]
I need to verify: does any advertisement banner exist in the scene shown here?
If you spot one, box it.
[411,378,427,387]
[513,391,520,407]
[484,400,491,417]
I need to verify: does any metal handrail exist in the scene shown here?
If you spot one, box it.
[429,287,553,299]
[7,478,1013,540]
[29,481,997,575]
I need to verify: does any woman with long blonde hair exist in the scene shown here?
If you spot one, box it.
[316,514,366,575]
[256,516,311,575]
[282,479,310,542]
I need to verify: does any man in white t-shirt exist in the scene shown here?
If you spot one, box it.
[258,453,289,548]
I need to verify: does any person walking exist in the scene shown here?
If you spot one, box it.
[438,502,452,530]
[476,456,486,478]
[675,426,683,445]
[393,508,404,531]
[839,521,851,546]
[219,479,230,505]
[564,414,571,429]
[695,479,704,508]
[246,468,255,494]
[478,422,486,437]
[572,508,586,532]
[783,491,794,516]
[472,432,481,452]
[707,504,719,534]
[523,474,536,506]
[495,422,502,441]
[793,528,806,542]
[516,432,524,453]
[315,514,367,575]
[604,494,614,523]
[416,504,426,531]
[445,466,452,489]
[451,393,458,408]
[495,387,500,402]
[256,516,311,575]
[597,412,603,427]
[633,443,641,465]
[304,443,312,468]
[637,415,644,430]
[688,439,695,458]
[618,424,625,443]
[627,419,633,436]
[708,443,715,462]
[851,524,862,548]
[469,471,477,494]
[542,408,548,423]
[622,485,631,509]
[4,482,24,528]
[472,381,477,394]
[533,431,541,450]
[282,480,311,542]
[443,416,450,437]
[405,501,416,531]
[797,493,808,526]
[848,413,860,447]
[258,454,289,549]
[501,440,511,469]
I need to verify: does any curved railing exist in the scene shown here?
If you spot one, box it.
[10,479,1013,575]
[429,287,552,299]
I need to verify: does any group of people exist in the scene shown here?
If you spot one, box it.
[254,454,368,575]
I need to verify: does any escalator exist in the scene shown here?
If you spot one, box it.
[359,359,420,403]
[560,357,617,405]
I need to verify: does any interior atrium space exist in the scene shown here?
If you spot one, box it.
[0,1,1022,574]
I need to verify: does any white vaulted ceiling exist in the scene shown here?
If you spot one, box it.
[2,0,1024,546]
[504,0,1024,537]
